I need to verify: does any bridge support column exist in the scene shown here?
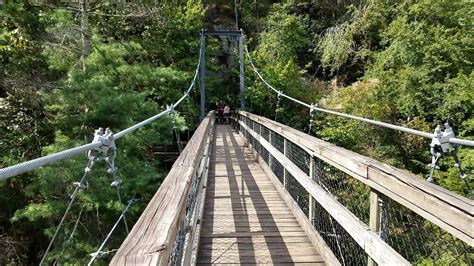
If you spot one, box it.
[239,31,245,111]
[200,33,206,121]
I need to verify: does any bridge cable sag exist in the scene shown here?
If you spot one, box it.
[242,32,471,184]
[7,33,204,264]
[242,35,474,148]
[0,35,204,181]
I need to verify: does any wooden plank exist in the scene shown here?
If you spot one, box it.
[202,222,301,228]
[197,255,324,264]
[197,247,323,258]
[240,120,409,266]
[197,262,325,266]
[199,236,317,244]
[111,113,215,265]
[199,242,315,250]
[239,111,473,244]
[203,226,305,234]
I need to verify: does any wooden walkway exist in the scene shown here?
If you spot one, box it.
[197,125,324,265]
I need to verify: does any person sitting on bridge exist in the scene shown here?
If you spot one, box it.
[223,104,231,124]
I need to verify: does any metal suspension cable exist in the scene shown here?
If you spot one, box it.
[242,38,474,148]
[0,36,205,181]
[87,197,138,266]
[39,157,97,265]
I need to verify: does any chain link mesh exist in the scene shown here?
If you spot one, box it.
[269,155,284,183]
[382,198,473,265]
[285,171,309,216]
[313,160,370,224]
[312,198,367,265]
[261,126,270,142]
[286,141,310,175]
[270,131,285,154]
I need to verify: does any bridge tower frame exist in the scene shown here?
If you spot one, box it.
[200,30,245,120]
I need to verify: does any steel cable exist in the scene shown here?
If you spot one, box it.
[39,157,97,265]
[87,196,138,266]
[0,36,205,180]
[242,36,474,147]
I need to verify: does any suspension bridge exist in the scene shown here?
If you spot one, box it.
[0,30,472,265]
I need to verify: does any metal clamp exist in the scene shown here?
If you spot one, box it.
[427,123,467,183]
[110,180,122,188]
[127,198,140,205]
[308,103,317,134]
[89,128,116,160]
[276,91,283,108]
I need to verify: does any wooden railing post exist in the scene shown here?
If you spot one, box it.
[368,189,388,266]
[268,131,273,167]
[308,156,315,223]
[283,138,288,188]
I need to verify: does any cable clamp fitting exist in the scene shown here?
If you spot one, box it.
[127,198,140,205]
[428,123,466,182]
[73,181,87,189]
[89,128,116,159]
[110,180,122,188]
[430,123,454,153]
[309,103,317,118]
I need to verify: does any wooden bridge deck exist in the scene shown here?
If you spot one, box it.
[197,125,324,265]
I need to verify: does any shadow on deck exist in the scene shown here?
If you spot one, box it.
[197,125,324,265]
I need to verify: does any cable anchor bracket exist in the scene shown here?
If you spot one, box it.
[89,127,116,160]
[427,123,466,183]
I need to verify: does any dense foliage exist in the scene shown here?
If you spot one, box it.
[244,0,473,197]
[0,0,472,264]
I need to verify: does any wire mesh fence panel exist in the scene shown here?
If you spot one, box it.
[270,131,285,154]
[285,171,309,216]
[261,145,270,164]
[381,198,473,265]
[286,141,310,175]
[312,198,367,266]
[237,114,473,266]
[248,133,254,147]
[261,125,270,141]
[242,127,248,141]
[313,158,370,224]
[269,155,284,183]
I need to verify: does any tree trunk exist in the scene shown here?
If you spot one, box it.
[80,0,91,70]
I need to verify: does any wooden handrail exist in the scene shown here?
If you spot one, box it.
[111,112,215,265]
[239,118,409,265]
[238,111,473,245]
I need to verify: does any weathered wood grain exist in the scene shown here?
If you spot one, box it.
[197,125,325,265]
